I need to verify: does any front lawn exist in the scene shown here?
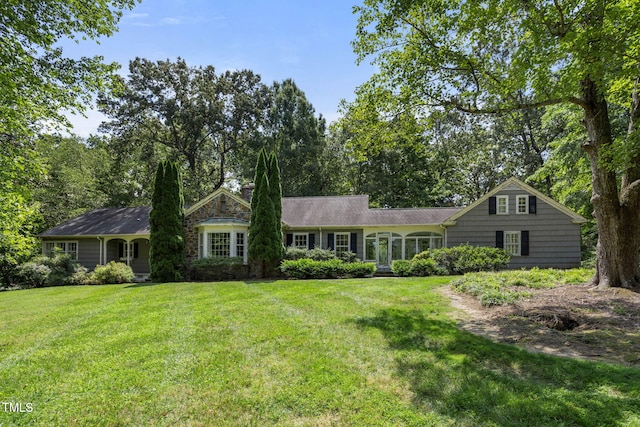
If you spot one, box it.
[1,277,638,426]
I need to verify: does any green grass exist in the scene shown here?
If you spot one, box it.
[1,277,638,426]
[451,268,594,305]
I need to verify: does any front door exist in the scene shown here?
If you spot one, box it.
[377,235,390,269]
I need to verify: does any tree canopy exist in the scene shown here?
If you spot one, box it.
[352,0,640,288]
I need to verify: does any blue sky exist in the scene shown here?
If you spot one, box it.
[61,0,375,137]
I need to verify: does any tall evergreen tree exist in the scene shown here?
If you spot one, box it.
[268,151,284,258]
[149,161,186,282]
[248,150,283,277]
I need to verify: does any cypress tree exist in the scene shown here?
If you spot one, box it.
[150,160,186,282]
[267,151,284,258]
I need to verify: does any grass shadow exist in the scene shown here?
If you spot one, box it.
[353,308,640,426]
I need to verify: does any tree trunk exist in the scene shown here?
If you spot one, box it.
[582,77,640,288]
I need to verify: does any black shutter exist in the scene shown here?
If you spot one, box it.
[133,243,139,259]
[308,233,315,249]
[489,196,497,215]
[327,233,334,250]
[521,231,530,256]
[529,196,537,214]
[118,242,124,258]
[496,231,504,249]
[286,233,293,247]
[350,232,358,254]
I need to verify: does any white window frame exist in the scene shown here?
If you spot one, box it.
[504,231,521,256]
[44,241,78,260]
[496,195,509,215]
[293,233,309,250]
[516,195,529,215]
[199,226,248,264]
[119,242,137,261]
[334,232,350,257]
[208,232,231,258]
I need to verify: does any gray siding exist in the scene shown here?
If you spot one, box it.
[285,229,364,260]
[446,187,582,268]
[42,238,101,270]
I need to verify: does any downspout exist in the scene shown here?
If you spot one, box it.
[97,237,103,265]
[319,227,322,249]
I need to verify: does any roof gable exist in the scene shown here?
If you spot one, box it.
[444,177,587,224]
[184,188,250,217]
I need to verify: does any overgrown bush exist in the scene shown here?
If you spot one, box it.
[284,247,359,262]
[280,259,376,279]
[391,244,511,277]
[92,261,135,284]
[284,247,309,260]
[16,254,87,288]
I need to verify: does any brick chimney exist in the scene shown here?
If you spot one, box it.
[241,183,255,203]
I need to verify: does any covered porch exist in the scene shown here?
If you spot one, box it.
[99,235,150,280]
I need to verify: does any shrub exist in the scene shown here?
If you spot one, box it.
[341,262,376,278]
[191,257,244,268]
[409,258,446,277]
[429,244,511,275]
[284,247,309,261]
[307,247,336,261]
[16,254,87,288]
[338,251,360,263]
[280,258,376,279]
[17,260,51,288]
[391,260,412,277]
[190,257,248,281]
[93,261,135,284]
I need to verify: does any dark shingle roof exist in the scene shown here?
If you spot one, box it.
[281,195,461,227]
[41,196,463,237]
[39,207,151,237]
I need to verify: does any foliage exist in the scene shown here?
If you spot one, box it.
[284,246,360,263]
[98,58,269,203]
[392,245,510,277]
[351,0,640,287]
[191,257,244,268]
[237,79,337,196]
[92,261,134,284]
[391,260,412,277]
[16,253,90,288]
[0,0,137,137]
[34,135,110,229]
[280,258,376,279]
[248,150,283,277]
[452,268,594,306]
[430,245,512,275]
[149,161,186,282]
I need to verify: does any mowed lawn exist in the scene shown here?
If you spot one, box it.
[1,278,639,426]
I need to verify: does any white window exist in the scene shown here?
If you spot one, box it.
[209,232,231,258]
[504,231,521,256]
[44,241,78,260]
[335,233,350,257]
[497,195,509,215]
[236,232,245,260]
[517,195,529,214]
[404,232,443,259]
[119,242,137,261]
[293,233,308,250]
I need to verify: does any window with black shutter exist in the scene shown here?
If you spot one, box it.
[521,231,530,256]
[529,196,537,214]
[489,196,497,215]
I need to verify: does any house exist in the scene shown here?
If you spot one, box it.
[39,177,587,278]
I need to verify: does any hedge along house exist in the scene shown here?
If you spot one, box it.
[39,177,587,276]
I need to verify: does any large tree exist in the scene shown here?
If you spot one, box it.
[353,0,640,288]
[1,1,136,285]
[99,57,269,202]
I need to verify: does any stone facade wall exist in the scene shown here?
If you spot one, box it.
[183,193,251,262]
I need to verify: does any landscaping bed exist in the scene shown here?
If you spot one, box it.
[443,270,640,366]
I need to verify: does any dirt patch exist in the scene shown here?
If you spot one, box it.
[439,284,640,366]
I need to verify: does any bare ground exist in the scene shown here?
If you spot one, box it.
[439,284,640,367]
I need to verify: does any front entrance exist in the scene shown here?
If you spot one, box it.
[377,235,391,269]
